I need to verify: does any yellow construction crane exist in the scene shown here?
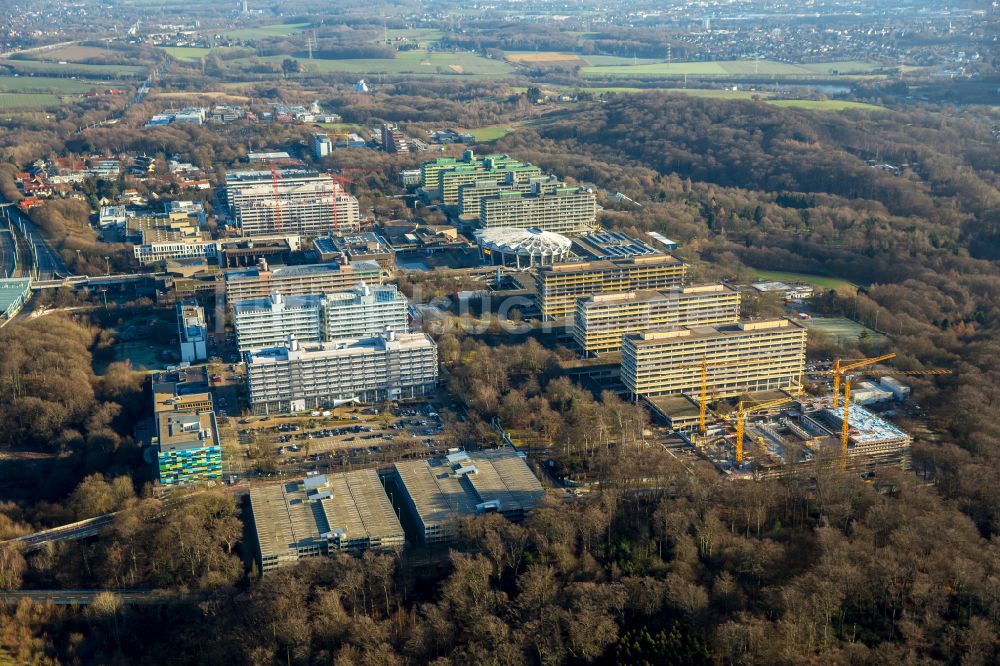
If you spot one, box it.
[317,131,351,149]
[680,356,804,436]
[821,354,952,469]
[732,395,797,466]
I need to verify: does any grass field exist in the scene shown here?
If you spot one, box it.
[384,28,445,43]
[805,317,886,344]
[32,45,113,62]
[0,92,65,109]
[582,55,663,66]
[160,46,212,61]
[223,23,311,40]
[506,52,588,66]
[232,49,514,78]
[6,59,147,77]
[581,59,884,79]
[754,269,857,291]
[0,75,101,94]
[769,99,884,111]
[462,124,517,141]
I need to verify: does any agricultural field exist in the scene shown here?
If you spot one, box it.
[0,75,101,94]
[505,52,588,67]
[31,45,114,62]
[230,49,515,78]
[383,28,445,43]
[222,22,311,40]
[581,59,885,79]
[754,269,857,291]
[5,59,147,77]
[0,92,65,110]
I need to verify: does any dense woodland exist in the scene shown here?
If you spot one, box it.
[3,89,1000,663]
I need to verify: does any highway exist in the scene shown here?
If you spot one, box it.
[0,226,16,278]
[0,201,67,280]
[8,513,117,551]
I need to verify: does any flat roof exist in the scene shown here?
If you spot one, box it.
[538,254,685,274]
[627,318,806,346]
[245,331,434,363]
[580,283,736,307]
[225,261,380,283]
[157,410,218,451]
[249,469,404,563]
[393,449,544,528]
[824,405,910,445]
[572,230,662,260]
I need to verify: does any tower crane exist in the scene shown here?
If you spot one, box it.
[819,354,951,469]
[679,356,805,437]
[731,395,797,466]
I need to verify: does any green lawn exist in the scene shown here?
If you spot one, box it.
[231,49,514,78]
[805,317,887,344]
[383,28,445,43]
[463,125,516,141]
[0,75,101,94]
[769,99,884,111]
[582,55,663,66]
[6,59,147,77]
[160,46,212,61]
[222,23,311,40]
[754,269,857,291]
[0,92,65,109]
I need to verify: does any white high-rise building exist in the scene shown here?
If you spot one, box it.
[245,331,438,414]
[226,168,360,238]
[233,292,324,352]
[177,301,208,363]
[322,283,408,340]
[232,283,409,352]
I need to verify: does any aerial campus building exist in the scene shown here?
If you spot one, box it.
[176,301,208,363]
[535,254,688,320]
[418,151,542,205]
[249,471,404,573]
[232,284,408,352]
[458,174,563,217]
[392,449,545,545]
[479,186,597,235]
[622,318,808,400]
[810,405,913,467]
[150,368,220,486]
[573,284,741,355]
[223,259,381,305]
[475,227,574,268]
[245,330,438,414]
[314,232,396,273]
[225,168,360,238]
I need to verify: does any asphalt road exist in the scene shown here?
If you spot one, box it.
[0,201,67,280]
[0,227,15,278]
[13,514,116,550]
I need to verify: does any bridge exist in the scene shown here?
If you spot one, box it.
[0,589,171,606]
[6,513,117,552]
[31,273,159,291]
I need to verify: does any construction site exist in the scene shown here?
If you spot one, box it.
[648,353,949,479]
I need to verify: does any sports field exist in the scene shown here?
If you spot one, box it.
[223,23,311,40]
[0,75,100,94]
[805,317,886,344]
[0,93,65,110]
[6,59,147,77]
[462,124,516,141]
[754,269,856,291]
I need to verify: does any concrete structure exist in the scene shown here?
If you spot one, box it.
[224,259,381,305]
[479,187,596,235]
[392,449,544,544]
[176,301,208,363]
[233,283,407,352]
[535,255,688,320]
[622,318,807,400]
[318,232,396,273]
[419,151,542,204]
[573,230,661,260]
[458,174,563,217]
[249,471,404,573]
[233,292,324,352]
[573,284,741,355]
[154,410,221,485]
[475,227,573,268]
[381,123,410,153]
[878,377,911,401]
[812,405,912,466]
[322,283,408,341]
[245,330,438,414]
[0,278,32,320]
[226,168,360,238]
[313,134,332,159]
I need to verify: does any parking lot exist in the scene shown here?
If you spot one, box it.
[231,402,456,479]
